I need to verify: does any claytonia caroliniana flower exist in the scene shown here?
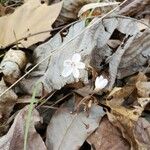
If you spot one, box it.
[95,75,108,90]
[62,53,85,79]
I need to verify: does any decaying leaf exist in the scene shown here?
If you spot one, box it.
[0,49,28,84]
[0,106,47,150]
[116,29,150,80]
[0,79,17,127]
[54,0,119,26]
[0,4,14,17]
[106,73,149,121]
[119,0,150,17]
[0,0,62,48]
[136,81,150,97]
[46,98,105,150]
[19,17,150,95]
[87,116,130,150]
[133,117,150,149]
[78,2,119,18]
[106,73,150,149]
[53,0,97,26]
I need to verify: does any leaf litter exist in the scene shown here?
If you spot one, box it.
[0,0,149,149]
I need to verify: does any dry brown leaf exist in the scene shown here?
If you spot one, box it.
[0,79,17,127]
[119,0,150,17]
[46,98,105,150]
[0,0,62,48]
[0,106,47,150]
[54,0,97,26]
[0,4,14,17]
[78,2,119,18]
[87,116,130,150]
[133,117,150,149]
[116,30,150,81]
[54,0,118,26]
[136,81,150,97]
[106,73,149,122]
[106,73,150,149]
[19,17,147,95]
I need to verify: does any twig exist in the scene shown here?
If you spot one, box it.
[1,26,64,49]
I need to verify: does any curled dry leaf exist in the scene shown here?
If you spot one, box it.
[119,0,150,17]
[0,0,62,48]
[116,30,150,80]
[19,17,150,95]
[78,2,120,18]
[0,79,17,128]
[0,106,47,150]
[106,73,150,149]
[136,81,150,97]
[106,73,149,121]
[46,98,105,150]
[87,116,130,150]
[0,49,28,84]
[54,0,98,26]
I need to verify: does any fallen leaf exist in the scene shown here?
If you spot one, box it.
[133,117,150,149]
[0,0,62,48]
[119,0,150,17]
[78,2,119,18]
[106,73,149,122]
[19,17,148,95]
[46,97,105,150]
[0,106,47,150]
[54,0,98,26]
[106,73,150,149]
[116,30,150,81]
[87,116,130,150]
[0,4,14,17]
[136,81,150,97]
[0,79,17,127]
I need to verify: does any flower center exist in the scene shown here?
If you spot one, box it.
[71,62,76,67]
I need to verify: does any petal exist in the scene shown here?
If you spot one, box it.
[95,77,108,90]
[73,68,80,79]
[72,53,81,62]
[101,79,108,88]
[76,62,85,69]
[99,75,104,80]
[62,67,73,77]
[95,77,100,88]
[63,59,72,67]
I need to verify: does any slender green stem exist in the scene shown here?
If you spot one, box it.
[23,82,40,150]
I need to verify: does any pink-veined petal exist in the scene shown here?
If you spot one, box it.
[72,53,81,62]
[76,62,85,69]
[62,67,73,77]
[63,59,72,67]
[72,68,80,79]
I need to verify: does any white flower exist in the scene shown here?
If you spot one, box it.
[62,53,85,79]
[95,75,108,90]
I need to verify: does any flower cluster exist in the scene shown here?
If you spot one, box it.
[62,53,108,90]
[62,53,85,79]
